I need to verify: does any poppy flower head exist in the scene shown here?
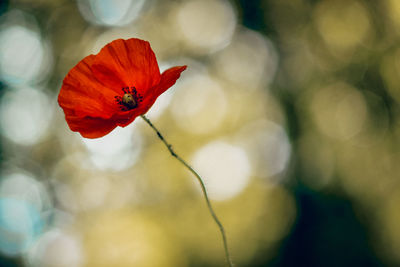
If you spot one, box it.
[114,86,142,111]
[58,38,186,139]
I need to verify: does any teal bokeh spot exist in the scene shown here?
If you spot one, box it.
[0,198,43,256]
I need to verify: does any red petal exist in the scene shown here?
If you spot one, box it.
[58,38,187,139]
[58,55,119,119]
[110,66,187,128]
[155,66,187,96]
[139,65,187,114]
[114,109,143,127]
[91,38,161,93]
[64,113,118,138]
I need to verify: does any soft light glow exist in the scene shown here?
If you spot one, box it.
[26,229,84,267]
[79,175,110,210]
[213,28,278,89]
[0,172,50,256]
[176,0,236,53]
[77,0,146,26]
[0,86,52,145]
[236,120,291,180]
[83,212,185,266]
[0,172,50,212]
[171,72,228,134]
[0,23,50,85]
[81,124,142,171]
[310,82,367,140]
[380,47,400,103]
[191,141,251,201]
[314,0,370,53]
[386,0,400,32]
[0,198,43,256]
[53,181,79,212]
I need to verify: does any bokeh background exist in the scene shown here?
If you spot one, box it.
[0,0,399,266]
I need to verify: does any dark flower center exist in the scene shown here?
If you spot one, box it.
[122,93,137,109]
[114,87,143,111]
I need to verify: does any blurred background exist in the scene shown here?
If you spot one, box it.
[0,0,398,266]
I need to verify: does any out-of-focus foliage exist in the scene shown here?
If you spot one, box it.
[0,0,398,266]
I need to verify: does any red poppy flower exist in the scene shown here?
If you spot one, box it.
[58,38,187,138]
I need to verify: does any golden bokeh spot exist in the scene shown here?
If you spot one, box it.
[314,0,371,54]
[380,48,400,103]
[386,0,400,32]
[310,82,367,140]
[81,211,186,267]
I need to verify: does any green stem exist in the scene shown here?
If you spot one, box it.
[141,115,234,267]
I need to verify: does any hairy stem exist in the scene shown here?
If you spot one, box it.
[141,115,233,267]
